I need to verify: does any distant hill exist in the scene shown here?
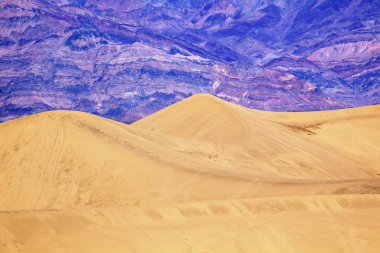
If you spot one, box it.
[1,0,379,123]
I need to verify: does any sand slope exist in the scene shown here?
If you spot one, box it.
[1,94,380,252]
[134,94,380,180]
[1,194,380,253]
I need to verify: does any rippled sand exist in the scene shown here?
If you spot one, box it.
[1,94,380,252]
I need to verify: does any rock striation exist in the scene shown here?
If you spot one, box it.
[0,0,379,123]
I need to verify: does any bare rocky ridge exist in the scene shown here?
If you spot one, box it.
[1,0,379,123]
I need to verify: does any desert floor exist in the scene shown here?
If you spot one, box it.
[1,94,379,253]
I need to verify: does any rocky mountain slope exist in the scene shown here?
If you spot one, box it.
[1,0,379,123]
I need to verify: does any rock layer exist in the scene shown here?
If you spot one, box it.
[0,0,379,123]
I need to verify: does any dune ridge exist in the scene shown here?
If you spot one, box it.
[0,94,380,252]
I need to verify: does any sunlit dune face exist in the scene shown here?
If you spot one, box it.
[1,94,380,252]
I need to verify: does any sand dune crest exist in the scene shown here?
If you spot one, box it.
[1,94,380,252]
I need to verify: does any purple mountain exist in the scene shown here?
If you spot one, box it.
[1,0,379,123]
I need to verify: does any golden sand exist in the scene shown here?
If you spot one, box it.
[1,94,379,252]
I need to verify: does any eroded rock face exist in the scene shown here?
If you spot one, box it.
[1,0,379,123]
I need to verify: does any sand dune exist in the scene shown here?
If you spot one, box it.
[2,194,380,253]
[134,94,380,180]
[0,94,380,252]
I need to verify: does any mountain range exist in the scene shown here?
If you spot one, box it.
[1,0,379,123]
